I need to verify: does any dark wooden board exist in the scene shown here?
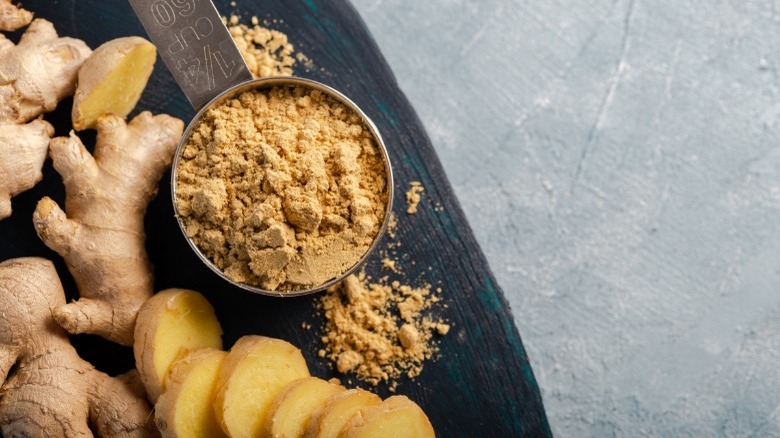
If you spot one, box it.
[0,1,551,436]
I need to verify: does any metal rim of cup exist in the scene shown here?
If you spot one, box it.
[170,76,395,297]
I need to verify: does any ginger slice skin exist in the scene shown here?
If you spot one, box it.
[0,257,158,437]
[0,0,32,31]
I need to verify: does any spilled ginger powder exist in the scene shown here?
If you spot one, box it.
[227,15,304,78]
[175,86,388,291]
[319,273,449,388]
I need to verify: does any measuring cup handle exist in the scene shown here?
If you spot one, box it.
[128,0,254,110]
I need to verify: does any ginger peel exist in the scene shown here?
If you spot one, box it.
[0,0,31,31]
[0,119,52,219]
[0,257,158,437]
[0,18,91,220]
[0,19,91,124]
[33,112,184,346]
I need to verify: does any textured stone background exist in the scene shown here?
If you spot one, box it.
[351,0,780,435]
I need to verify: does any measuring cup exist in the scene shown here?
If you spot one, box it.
[129,0,394,297]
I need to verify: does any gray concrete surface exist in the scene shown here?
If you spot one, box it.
[351,0,780,436]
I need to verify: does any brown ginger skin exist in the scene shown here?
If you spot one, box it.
[0,257,159,437]
[0,19,91,124]
[0,119,53,218]
[0,18,91,220]
[33,112,184,346]
[0,0,32,31]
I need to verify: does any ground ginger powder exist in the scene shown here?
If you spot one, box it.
[175,86,388,291]
[227,15,298,78]
[318,273,449,388]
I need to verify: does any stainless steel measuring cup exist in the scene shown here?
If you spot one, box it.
[129,0,394,297]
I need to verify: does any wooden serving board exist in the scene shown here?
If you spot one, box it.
[0,1,551,436]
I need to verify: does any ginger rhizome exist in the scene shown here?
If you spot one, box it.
[33,112,184,346]
[0,0,31,32]
[0,119,52,218]
[0,19,91,124]
[0,18,91,220]
[0,257,158,437]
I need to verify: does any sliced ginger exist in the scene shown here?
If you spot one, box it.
[134,288,223,402]
[303,388,381,438]
[155,348,228,438]
[214,336,310,438]
[341,395,435,438]
[72,36,157,131]
[0,119,52,219]
[263,377,345,438]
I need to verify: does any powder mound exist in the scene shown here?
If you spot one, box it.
[175,86,389,292]
[319,273,448,387]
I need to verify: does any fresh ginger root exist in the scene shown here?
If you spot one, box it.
[340,395,435,438]
[214,336,311,438]
[0,19,91,124]
[72,36,157,131]
[0,257,158,437]
[154,349,228,438]
[33,112,184,346]
[0,18,91,220]
[0,119,52,218]
[263,377,346,438]
[0,0,31,32]
[134,288,223,402]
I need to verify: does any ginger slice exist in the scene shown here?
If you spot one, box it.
[214,336,310,438]
[0,19,90,220]
[303,388,381,438]
[155,348,228,438]
[263,377,345,438]
[134,289,223,402]
[341,395,435,438]
[72,36,157,131]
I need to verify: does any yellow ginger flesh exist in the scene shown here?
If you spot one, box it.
[72,36,157,131]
